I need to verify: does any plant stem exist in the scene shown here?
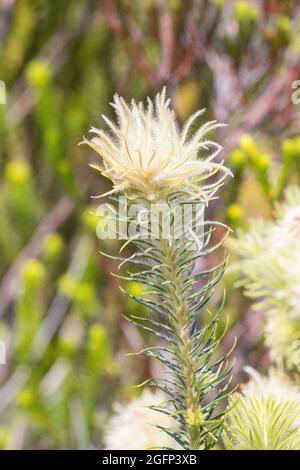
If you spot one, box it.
[160,238,200,450]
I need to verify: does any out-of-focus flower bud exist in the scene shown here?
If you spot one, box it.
[227,203,244,228]
[42,233,64,261]
[22,259,45,288]
[5,160,31,186]
[26,60,52,89]
[229,149,246,170]
[234,1,259,26]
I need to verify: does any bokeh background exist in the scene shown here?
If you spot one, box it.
[0,0,300,449]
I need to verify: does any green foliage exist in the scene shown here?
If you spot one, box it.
[110,195,233,450]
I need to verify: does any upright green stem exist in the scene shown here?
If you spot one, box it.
[160,238,201,450]
[125,196,228,449]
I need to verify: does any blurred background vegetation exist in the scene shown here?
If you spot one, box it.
[0,0,300,449]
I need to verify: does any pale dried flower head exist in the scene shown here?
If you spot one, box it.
[83,88,230,202]
[104,389,179,450]
[223,394,300,450]
[223,366,300,450]
[228,186,300,367]
[242,366,300,404]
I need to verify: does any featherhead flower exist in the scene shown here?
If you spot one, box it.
[223,367,300,450]
[83,88,230,202]
[242,366,300,402]
[228,186,300,367]
[104,389,179,450]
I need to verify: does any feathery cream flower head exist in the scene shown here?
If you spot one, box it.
[242,366,300,403]
[223,366,300,450]
[83,88,230,202]
[223,394,300,450]
[104,388,180,450]
[228,186,300,367]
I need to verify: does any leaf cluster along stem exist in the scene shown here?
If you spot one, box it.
[161,239,201,449]
[117,194,232,449]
